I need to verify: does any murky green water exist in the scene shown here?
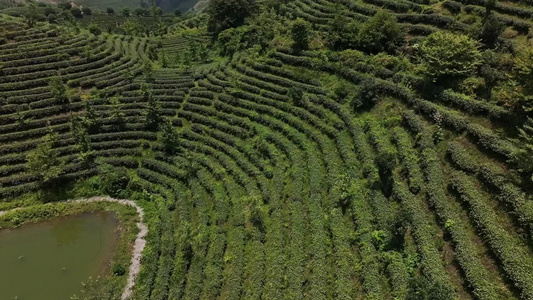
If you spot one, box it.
[0,213,119,300]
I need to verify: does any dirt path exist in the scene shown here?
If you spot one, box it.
[0,196,147,300]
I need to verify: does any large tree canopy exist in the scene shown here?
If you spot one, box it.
[420,31,481,82]
[207,0,257,35]
[358,10,404,54]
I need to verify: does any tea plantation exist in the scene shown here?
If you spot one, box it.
[1,0,533,299]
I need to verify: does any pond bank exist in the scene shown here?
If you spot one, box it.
[0,196,147,300]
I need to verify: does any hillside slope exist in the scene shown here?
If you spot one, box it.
[1,0,533,299]
[0,0,202,12]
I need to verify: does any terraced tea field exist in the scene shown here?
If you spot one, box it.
[1,0,533,299]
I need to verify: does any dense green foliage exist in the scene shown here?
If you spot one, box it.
[420,31,481,82]
[207,0,257,35]
[358,10,404,54]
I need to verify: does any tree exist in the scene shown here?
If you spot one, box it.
[82,7,92,15]
[358,10,404,54]
[512,47,533,114]
[47,14,57,23]
[26,130,63,185]
[174,9,182,16]
[479,51,505,99]
[44,7,56,16]
[265,0,290,12]
[188,42,199,61]
[328,12,359,50]
[351,77,381,110]
[480,13,504,48]
[109,96,125,128]
[107,7,115,15]
[100,164,131,198]
[15,104,32,129]
[207,0,258,35]
[511,118,533,183]
[24,4,40,28]
[198,43,209,63]
[88,23,102,35]
[151,5,162,18]
[135,8,149,16]
[70,114,94,163]
[143,62,154,82]
[61,10,73,21]
[121,7,130,17]
[159,119,180,154]
[58,2,72,10]
[160,48,169,67]
[290,18,311,51]
[513,47,533,96]
[486,0,496,16]
[287,87,305,106]
[420,31,481,82]
[217,27,244,56]
[50,76,68,104]
[246,8,280,51]
[182,49,192,72]
[70,7,83,18]
[143,85,162,130]
[121,19,140,35]
[156,21,166,37]
[83,99,101,133]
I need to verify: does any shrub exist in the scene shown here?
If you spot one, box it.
[392,128,423,194]
[451,171,533,299]
[112,263,126,276]
[107,7,115,15]
[407,276,455,300]
[447,142,478,173]
[420,31,481,82]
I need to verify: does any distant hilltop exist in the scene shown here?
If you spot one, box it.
[0,0,204,13]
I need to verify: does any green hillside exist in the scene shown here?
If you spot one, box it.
[1,0,533,299]
[0,0,202,13]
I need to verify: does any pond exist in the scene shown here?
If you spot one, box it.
[0,212,119,300]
